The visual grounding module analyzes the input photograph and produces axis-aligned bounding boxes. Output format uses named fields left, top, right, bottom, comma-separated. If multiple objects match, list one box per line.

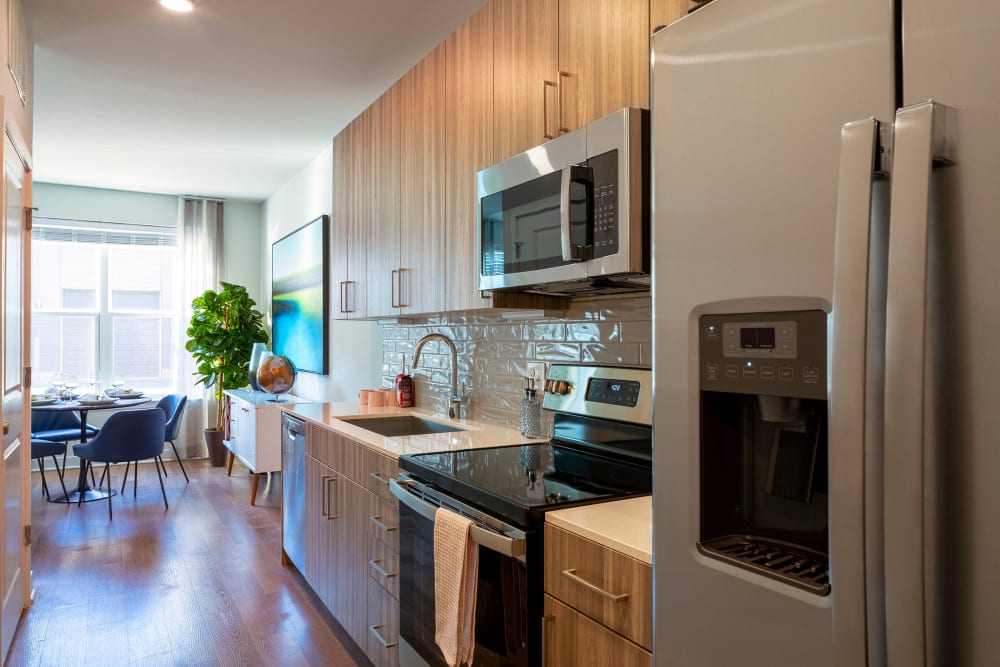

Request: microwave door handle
left=560, top=164, right=594, bottom=262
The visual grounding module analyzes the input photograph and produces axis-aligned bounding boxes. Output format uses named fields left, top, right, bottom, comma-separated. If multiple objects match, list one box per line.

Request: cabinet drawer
left=543, top=595, right=651, bottom=667
left=364, top=447, right=399, bottom=501
left=367, top=534, right=400, bottom=600
left=367, top=577, right=400, bottom=667
left=368, top=495, right=400, bottom=552
left=544, top=524, right=652, bottom=650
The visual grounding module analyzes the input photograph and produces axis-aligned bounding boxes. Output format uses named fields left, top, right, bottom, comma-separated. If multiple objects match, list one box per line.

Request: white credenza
left=224, top=389, right=307, bottom=505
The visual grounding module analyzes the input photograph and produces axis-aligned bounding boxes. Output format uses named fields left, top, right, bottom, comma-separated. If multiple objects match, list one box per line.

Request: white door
left=1, top=129, right=30, bottom=662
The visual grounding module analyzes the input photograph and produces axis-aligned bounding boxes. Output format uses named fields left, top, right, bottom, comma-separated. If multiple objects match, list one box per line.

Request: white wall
left=263, top=144, right=381, bottom=403
left=223, top=200, right=265, bottom=307
left=33, top=182, right=179, bottom=227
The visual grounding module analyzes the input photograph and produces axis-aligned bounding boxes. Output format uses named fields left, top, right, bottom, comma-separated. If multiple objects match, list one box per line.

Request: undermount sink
left=340, top=415, right=465, bottom=438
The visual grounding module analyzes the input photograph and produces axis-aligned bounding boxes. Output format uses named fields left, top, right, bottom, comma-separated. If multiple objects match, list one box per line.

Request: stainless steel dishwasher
left=281, top=413, right=307, bottom=574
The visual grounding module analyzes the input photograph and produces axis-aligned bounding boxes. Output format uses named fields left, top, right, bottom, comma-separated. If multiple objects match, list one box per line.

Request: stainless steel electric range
left=389, top=364, right=653, bottom=667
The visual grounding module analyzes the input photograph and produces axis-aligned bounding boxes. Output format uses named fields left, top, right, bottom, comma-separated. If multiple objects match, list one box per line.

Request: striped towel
left=434, top=507, right=479, bottom=667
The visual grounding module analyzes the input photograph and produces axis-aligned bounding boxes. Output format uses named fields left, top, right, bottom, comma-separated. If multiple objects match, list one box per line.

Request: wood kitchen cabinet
left=650, top=0, right=690, bottom=32
left=302, top=423, right=400, bottom=666
left=445, top=3, right=496, bottom=312
left=332, top=115, right=368, bottom=319
left=366, top=87, right=400, bottom=318
left=543, top=523, right=653, bottom=665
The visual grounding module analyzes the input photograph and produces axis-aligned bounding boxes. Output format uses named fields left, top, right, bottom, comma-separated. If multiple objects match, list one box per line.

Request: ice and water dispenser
left=697, top=310, right=830, bottom=595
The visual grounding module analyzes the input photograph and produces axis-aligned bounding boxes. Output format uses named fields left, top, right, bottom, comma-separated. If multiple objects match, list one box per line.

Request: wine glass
left=111, top=376, right=125, bottom=397
left=63, top=374, right=80, bottom=401
left=89, top=372, right=102, bottom=397
left=51, top=372, right=68, bottom=402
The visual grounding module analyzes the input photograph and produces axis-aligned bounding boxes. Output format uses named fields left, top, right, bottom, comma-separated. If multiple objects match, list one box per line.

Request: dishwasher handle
left=390, top=478, right=526, bottom=559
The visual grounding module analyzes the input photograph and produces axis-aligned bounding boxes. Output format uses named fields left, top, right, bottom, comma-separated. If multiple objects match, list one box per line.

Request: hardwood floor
left=7, top=459, right=370, bottom=667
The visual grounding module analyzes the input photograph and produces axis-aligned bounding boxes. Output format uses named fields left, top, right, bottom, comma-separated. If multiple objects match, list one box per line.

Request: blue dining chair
left=30, top=438, right=69, bottom=501
left=157, top=394, right=189, bottom=483
left=31, top=409, right=99, bottom=443
left=73, top=408, right=167, bottom=520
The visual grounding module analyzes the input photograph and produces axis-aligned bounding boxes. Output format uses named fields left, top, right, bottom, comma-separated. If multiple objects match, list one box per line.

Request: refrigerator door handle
left=883, top=101, right=955, bottom=667
left=830, top=117, right=886, bottom=667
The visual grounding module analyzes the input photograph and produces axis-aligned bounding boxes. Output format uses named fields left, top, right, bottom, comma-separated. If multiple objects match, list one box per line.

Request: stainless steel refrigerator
left=651, top=0, right=1000, bottom=665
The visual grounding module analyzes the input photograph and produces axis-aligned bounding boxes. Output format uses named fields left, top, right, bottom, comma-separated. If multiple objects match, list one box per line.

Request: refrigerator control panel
left=700, top=310, right=827, bottom=401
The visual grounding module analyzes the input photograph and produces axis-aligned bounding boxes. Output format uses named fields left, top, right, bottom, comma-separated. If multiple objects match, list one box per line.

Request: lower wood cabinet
left=367, top=577, right=401, bottom=667
left=543, top=595, right=651, bottom=667
left=304, top=427, right=400, bottom=666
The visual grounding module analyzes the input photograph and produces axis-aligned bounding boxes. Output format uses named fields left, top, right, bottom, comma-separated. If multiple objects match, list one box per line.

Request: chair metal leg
left=134, top=460, right=138, bottom=498
left=159, top=455, right=168, bottom=477
left=168, top=440, right=189, bottom=483
left=121, top=462, right=130, bottom=494
left=154, top=458, right=169, bottom=510
left=37, top=458, right=49, bottom=499
left=105, top=463, right=113, bottom=521
left=51, top=455, right=69, bottom=501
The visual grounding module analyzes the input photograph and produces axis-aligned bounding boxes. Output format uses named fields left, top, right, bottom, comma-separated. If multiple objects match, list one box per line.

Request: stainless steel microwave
left=477, top=107, right=649, bottom=295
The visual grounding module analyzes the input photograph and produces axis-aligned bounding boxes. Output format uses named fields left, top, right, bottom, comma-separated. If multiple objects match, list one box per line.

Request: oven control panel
left=542, top=364, right=651, bottom=426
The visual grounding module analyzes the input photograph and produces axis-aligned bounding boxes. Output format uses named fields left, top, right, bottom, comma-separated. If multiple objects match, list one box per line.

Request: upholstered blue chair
left=74, top=408, right=167, bottom=520
left=31, top=409, right=99, bottom=443
left=30, top=438, right=68, bottom=501
left=157, top=394, right=189, bottom=483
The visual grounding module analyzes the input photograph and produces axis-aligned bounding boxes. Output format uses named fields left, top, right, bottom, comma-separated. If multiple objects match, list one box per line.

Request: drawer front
left=544, top=524, right=652, bottom=650
left=367, top=577, right=400, bottom=667
left=364, top=447, right=399, bottom=501
left=543, top=595, right=651, bottom=667
left=368, top=534, right=400, bottom=600
left=368, top=495, right=400, bottom=552
left=331, top=430, right=366, bottom=483
left=306, top=423, right=333, bottom=466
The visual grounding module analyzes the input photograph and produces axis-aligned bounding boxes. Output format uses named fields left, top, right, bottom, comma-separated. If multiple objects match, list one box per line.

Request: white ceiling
left=26, top=0, right=487, bottom=201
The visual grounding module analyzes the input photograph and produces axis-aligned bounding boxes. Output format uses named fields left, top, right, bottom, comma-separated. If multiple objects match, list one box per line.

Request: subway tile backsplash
left=380, top=295, right=652, bottom=435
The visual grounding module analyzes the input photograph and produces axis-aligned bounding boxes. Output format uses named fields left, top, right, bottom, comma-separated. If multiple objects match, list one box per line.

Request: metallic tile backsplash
left=380, top=295, right=652, bottom=435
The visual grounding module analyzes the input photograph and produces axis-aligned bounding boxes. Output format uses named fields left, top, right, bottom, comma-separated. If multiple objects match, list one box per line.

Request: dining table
left=31, top=395, right=153, bottom=504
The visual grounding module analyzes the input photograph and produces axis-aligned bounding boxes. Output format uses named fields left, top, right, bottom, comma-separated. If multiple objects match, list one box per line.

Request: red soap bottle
left=395, top=354, right=414, bottom=408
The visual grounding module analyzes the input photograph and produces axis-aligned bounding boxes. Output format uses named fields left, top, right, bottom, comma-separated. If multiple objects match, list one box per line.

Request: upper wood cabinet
left=398, top=43, right=448, bottom=316
left=650, top=0, right=690, bottom=32
left=493, top=0, right=559, bottom=159
left=366, top=90, right=400, bottom=318
left=332, top=114, right=369, bottom=319
left=446, top=4, right=495, bottom=312
left=559, top=0, right=650, bottom=131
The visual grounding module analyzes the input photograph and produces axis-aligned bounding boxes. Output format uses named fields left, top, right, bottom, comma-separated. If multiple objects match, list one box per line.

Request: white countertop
left=545, top=495, right=652, bottom=565
left=283, top=402, right=546, bottom=459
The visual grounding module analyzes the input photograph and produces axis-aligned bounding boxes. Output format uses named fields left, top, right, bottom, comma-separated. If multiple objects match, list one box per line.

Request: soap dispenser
left=519, top=371, right=542, bottom=438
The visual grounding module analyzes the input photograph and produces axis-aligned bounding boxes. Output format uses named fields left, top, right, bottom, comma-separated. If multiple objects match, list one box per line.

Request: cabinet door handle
left=368, top=471, right=390, bottom=487
left=320, top=475, right=331, bottom=517
left=542, top=79, right=558, bottom=139
left=369, top=559, right=397, bottom=579
left=369, top=516, right=396, bottom=533
left=391, top=269, right=399, bottom=308
left=397, top=268, right=408, bottom=308
left=561, top=568, right=629, bottom=602
left=339, top=281, right=348, bottom=313
left=369, top=625, right=397, bottom=649
left=557, top=71, right=572, bottom=133
left=327, top=477, right=337, bottom=520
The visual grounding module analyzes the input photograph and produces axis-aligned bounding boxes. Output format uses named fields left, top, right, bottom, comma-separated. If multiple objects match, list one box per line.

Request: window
left=31, top=221, right=178, bottom=393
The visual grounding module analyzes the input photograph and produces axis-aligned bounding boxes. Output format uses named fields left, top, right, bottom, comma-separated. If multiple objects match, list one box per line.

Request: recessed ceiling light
left=159, top=0, right=193, bottom=12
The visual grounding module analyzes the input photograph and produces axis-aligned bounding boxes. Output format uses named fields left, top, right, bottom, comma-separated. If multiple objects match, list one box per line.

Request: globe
left=256, top=355, right=297, bottom=396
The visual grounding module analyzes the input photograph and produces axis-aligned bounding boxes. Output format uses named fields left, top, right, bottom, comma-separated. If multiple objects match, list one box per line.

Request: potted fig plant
left=186, top=281, right=268, bottom=466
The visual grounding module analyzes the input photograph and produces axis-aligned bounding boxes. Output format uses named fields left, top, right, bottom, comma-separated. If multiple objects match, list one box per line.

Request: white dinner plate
left=79, top=398, right=117, bottom=407
left=116, top=391, right=144, bottom=400
left=31, top=397, right=57, bottom=406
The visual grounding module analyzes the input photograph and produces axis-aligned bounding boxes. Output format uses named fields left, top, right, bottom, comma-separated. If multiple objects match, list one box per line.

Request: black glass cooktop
left=398, top=440, right=652, bottom=528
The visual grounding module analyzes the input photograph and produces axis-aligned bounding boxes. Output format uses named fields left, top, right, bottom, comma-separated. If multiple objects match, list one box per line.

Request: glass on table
left=88, top=372, right=102, bottom=397
left=63, top=374, right=80, bottom=401
left=111, top=376, right=125, bottom=396
left=51, top=372, right=68, bottom=402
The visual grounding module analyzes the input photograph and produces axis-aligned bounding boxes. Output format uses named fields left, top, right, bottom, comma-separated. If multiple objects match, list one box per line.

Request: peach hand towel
left=434, top=507, right=479, bottom=667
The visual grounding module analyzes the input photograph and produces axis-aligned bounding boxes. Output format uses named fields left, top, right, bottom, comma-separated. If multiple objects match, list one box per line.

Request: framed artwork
left=271, top=215, right=329, bottom=374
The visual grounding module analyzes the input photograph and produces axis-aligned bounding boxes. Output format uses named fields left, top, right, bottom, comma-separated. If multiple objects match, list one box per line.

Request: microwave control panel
left=589, top=149, right=619, bottom=257
left=699, top=310, right=827, bottom=401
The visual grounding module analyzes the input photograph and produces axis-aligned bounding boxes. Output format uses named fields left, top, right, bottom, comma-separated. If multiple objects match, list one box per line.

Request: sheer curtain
left=175, top=198, right=224, bottom=458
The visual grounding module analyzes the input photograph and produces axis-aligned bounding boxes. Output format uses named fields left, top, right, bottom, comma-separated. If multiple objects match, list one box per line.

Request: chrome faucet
left=412, top=333, right=463, bottom=419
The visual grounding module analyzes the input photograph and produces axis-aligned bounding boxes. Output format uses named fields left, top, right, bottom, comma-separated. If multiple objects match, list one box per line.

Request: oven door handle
left=390, top=479, right=526, bottom=559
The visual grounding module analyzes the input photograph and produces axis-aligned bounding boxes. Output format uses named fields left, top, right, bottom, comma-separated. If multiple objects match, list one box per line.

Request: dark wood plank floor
left=7, top=458, right=369, bottom=667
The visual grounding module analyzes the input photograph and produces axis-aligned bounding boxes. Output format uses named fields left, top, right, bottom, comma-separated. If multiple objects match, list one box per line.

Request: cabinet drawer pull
left=327, top=477, right=337, bottom=520
left=542, top=79, right=558, bottom=139
left=542, top=614, right=555, bottom=664
left=369, top=625, right=397, bottom=649
left=370, top=516, right=396, bottom=533
left=369, top=559, right=397, bottom=579
left=369, top=471, right=390, bottom=487
left=320, top=475, right=331, bottom=517
left=561, top=568, right=629, bottom=602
